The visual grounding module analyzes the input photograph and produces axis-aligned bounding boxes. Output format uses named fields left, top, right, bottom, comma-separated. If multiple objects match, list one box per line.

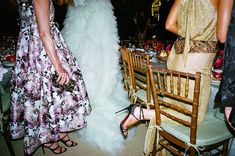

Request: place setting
left=211, top=49, right=224, bottom=86
left=1, top=54, right=16, bottom=68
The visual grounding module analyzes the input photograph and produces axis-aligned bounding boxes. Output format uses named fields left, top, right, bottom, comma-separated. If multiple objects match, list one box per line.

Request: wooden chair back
left=148, top=65, right=231, bottom=156
left=129, top=51, right=152, bottom=108
left=120, top=40, right=130, bottom=48
left=119, top=48, right=133, bottom=93
left=148, top=65, right=201, bottom=155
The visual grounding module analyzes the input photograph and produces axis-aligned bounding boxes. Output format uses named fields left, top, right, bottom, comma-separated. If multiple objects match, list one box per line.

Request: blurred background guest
left=217, top=0, right=235, bottom=131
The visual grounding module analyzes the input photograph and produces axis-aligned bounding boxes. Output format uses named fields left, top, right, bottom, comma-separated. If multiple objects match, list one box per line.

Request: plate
left=135, top=48, right=145, bottom=52
left=211, top=79, right=220, bottom=85
left=150, top=57, right=157, bottom=63
left=1, top=61, right=15, bottom=67
left=211, top=75, right=221, bottom=86
left=156, top=55, right=167, bottom=62
left=147, top=51, right=156, bottom=57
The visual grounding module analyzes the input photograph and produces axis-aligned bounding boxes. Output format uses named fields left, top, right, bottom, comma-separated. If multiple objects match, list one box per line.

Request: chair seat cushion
left=136, top=79, right=147, bottom=88
left=136, top=89, right=154, bottom=104
left=161, top=114, right=233, bottom=146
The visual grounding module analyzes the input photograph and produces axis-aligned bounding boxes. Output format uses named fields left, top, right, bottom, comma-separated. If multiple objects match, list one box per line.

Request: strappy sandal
left=42, top=142, right=67, bottom=155
left=120, top=113, right=131, bottom=139
left=116, top=104, right=145, bottom=139
left=60, top=133, right=78, bottom=147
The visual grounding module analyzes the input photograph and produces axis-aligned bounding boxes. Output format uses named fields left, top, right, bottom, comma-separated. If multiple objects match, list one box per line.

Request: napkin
left=0, top=67, right=8, bottom=94
left=0, top=67, right=8, bottom=82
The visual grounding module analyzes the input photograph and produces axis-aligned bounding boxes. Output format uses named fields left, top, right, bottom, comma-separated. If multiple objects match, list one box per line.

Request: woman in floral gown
left=10, top=0, right=91, bottom=155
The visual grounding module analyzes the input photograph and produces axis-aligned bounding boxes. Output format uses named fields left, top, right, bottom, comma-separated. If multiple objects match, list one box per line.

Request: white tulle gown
left=61, top=0, right=133, bottom=155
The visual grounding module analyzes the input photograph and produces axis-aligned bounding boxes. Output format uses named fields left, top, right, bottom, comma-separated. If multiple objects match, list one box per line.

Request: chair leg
left=221, top=139, right=230, bottom=156
left=151, top=130, right=158, bottom=156
left=3, top=120, right=15, bottom=156
left=189, top=146, right=196, bottom=156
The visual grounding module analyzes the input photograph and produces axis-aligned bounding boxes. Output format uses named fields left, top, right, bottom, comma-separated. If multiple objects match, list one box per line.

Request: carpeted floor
left=0, top=125, right=148, bottom=156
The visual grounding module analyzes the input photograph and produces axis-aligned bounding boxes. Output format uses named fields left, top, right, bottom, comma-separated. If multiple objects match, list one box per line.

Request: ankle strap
left=131, top=105, right=145, bottom=121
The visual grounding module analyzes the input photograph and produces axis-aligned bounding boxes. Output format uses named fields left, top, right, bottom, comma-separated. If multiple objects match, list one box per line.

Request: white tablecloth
left=0, top=67, right=8, bottom=82
left=0, top=65, right=8, bottom=94
left=0, top=65, right=12, bottom=94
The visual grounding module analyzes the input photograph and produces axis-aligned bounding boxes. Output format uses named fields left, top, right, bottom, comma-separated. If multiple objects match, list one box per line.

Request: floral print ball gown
left=10, top=0, right=91, bottom=155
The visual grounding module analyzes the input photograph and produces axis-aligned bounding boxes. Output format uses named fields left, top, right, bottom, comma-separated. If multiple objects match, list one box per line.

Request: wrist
left=54, top=63, right=62, bottom=70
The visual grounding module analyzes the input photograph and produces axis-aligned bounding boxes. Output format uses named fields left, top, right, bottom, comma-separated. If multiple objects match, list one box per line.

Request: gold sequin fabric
left=178, top=0, right=217, bottom=41
left=174, top=37, right=218, bottom=54
left=144, top=0, right=218, bottom=155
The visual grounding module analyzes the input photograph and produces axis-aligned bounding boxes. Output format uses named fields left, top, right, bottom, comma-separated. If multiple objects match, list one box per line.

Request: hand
left=55, top=65, right=70, bottom=85
left=225, top=107, right=235, bottom=130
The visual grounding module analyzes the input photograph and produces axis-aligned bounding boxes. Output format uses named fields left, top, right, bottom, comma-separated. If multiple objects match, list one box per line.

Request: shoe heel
left=115, top=104, right=134, bottom=114
left=115, top=107, right=129, bottom=114
left=42, top=146, right=45, bottom=155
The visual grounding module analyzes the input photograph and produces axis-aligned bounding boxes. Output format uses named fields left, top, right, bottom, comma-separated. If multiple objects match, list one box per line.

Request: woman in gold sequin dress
left=118, top=0, right=231, bottom=155
left=164, top=0, right=219, bottom=125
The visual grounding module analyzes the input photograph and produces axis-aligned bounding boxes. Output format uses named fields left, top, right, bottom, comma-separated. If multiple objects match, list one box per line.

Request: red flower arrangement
left=165, top=44, right=172, bottom=54
left=212, top=49, right=224, bottom=80
left=214, top=50, right=224, bottom=69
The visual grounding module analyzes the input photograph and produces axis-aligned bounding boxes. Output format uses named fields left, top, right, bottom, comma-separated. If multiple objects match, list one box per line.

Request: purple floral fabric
left=10, top=0, right=91, bottom=155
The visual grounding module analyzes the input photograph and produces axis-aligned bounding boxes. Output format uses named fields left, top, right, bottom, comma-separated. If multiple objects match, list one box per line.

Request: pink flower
left=165, top=44, right=172, bottom=53
left=156, top=41, right=163, bottom=51
left=214, top=57, right=223, bottom=68
left=143, top=40, right=149, bottom=49
left=219, top=50, right=224, bottom=56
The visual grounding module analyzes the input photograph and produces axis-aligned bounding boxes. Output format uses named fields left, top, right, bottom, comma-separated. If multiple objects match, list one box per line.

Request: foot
left=121, top=107, right=143, bottom=138
left=60, top=133, right=78, bottom=147
left=43, top=142, right=67, bottom=154
left=120, top=113, right=130, bottom=139
left=122, top=112, right=140, bottom=130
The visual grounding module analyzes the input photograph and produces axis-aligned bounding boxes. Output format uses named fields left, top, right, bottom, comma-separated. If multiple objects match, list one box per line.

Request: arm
left=34, top=0, right=69, bottom=85
left=216, top=0, right=234, bottom=43
left=165, top=0, right=181, bottom=35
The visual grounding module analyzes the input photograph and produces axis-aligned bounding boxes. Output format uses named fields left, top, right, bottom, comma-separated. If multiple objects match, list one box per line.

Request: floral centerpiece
left=212, top=49, right=224, bottom=80
left=214, top=49, right=224, bottom=69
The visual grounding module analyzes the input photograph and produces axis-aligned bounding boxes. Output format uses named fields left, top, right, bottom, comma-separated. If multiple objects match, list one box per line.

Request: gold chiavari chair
left=148, top=65, right=232, bottom=156
left=129, top=51, right=153, bottom=109
left=119, top=47, right=133, bottom=96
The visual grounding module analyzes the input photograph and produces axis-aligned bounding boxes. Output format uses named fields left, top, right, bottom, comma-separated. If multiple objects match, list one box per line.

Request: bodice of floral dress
left=17, top=0, right=55, bottom=29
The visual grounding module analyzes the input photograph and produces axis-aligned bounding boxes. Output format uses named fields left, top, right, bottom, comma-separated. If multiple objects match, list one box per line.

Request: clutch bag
left=51, top=74, right=76, bottom=92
